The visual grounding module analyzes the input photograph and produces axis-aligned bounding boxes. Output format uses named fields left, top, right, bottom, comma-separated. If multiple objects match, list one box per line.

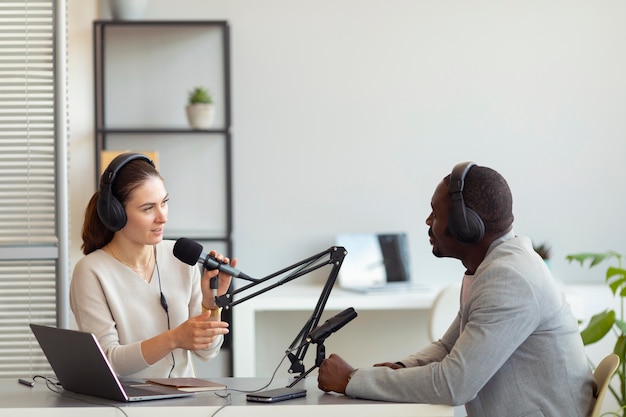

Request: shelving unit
left=93, top=20, right=232, bottom=252
left=92, top=20, right=234, bottom=371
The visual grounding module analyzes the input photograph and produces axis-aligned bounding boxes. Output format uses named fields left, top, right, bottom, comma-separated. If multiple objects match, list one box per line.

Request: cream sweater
left=70, top=240, right=222, bottom=379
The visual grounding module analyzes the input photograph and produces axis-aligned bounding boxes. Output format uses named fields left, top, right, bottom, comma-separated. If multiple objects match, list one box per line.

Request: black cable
left=32, top=375, right=130, bottom=417
left=208, top=392, right=232, bottom=417
left=224, top=343, right=300, bottom=395
left=155, top=245, right=175, bottom=378
left=27, top=344, right=303, bottom=417
left=206, top=344, right=309, bottom=416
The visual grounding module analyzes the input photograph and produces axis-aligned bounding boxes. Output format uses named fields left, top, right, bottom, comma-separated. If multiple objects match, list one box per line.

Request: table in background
left=231, top=284, right=440, bottom=376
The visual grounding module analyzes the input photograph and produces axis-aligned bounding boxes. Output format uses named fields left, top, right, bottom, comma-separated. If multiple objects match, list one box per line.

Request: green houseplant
left=533, top=242, right=552, bottom=261
left=567, top=251, right=626, bottom=416
left=188, top=86, right=212, bottom=105
left=533, top=241, right=552, bottom=269
left=185, top=86, right=214, bottom=129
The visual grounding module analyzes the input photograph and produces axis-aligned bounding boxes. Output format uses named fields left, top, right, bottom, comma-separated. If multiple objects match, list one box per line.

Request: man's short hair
left=446, top=165, right=514, bottom=234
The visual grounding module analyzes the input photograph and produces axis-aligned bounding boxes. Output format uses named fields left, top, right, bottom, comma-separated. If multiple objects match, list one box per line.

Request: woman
left=70, top=152, right=233, bottom=379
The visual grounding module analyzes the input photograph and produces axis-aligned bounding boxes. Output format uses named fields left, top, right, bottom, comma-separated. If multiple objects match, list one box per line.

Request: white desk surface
left=2, top=377, right=453, bottom=417
left=231, top=284, right=440, bottom=376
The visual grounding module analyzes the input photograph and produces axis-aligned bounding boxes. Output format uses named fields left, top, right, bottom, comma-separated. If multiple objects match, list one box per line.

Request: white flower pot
left=186, top=104, right=215, bottom=130
left=109, top=0, right=149, bottom=20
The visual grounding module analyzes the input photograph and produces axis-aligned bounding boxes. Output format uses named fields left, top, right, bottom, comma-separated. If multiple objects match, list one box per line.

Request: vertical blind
left=0, top=0, right=63, bottom=378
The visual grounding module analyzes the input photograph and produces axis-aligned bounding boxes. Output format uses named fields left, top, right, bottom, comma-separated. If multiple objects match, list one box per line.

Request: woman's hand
left=141, top=312, right=229, bottom=364
left=171, top=312, right=230, bottom=351
left=200, top=250, right=236, bottom=308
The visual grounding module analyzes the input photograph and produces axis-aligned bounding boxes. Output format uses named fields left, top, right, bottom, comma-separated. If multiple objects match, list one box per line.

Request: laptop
left=336, top=232, right=426, bottom=293
left=29, top=323, right=193, bottom=402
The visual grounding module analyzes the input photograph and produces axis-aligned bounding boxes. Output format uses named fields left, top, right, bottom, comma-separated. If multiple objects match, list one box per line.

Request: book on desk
left=146, top=377, right=227, bottom=392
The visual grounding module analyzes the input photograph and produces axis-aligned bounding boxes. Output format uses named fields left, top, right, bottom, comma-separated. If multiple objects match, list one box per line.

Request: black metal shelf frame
left=92, top=20, right=233, bottom=257
left=92, top=20, right=235, bottom=359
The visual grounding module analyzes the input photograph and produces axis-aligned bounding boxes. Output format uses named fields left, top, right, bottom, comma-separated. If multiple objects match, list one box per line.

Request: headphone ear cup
left=448, top=199, right=484, bottom=244
left=456, top=207, right=485, bottom=244
left=97, top=191, right=127, bottom=232
left=447, top=161, right=485, bottom=244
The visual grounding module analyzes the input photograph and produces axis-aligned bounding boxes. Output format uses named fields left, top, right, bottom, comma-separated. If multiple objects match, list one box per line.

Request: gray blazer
left=346, top=232, right=596, bottom=417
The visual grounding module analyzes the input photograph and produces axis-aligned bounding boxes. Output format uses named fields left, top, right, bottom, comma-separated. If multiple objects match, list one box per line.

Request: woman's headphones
left=97, top=153, right=155, bottom=232
left=447, top=161, right=485, bottom=244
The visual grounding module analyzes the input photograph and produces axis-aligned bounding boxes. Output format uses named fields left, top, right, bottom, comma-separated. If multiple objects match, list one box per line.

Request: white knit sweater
left=70, top=240, right=222, bottom=379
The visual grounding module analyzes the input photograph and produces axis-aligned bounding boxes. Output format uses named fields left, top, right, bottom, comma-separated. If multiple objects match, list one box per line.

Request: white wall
left=67, top=0, right=625, bottom=412
left=68, top=0, right=626, bottom=286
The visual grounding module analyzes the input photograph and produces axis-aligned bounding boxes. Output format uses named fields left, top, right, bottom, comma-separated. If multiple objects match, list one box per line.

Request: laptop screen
left=336, top=232, right=411, bottom=290
left=29, top=324, right=192, bottom=402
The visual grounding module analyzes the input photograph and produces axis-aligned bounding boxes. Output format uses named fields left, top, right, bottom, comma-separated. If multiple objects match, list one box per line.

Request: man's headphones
left=97, top=152, right=155, bottom=232
left=447, top=161, right=485, bottom=244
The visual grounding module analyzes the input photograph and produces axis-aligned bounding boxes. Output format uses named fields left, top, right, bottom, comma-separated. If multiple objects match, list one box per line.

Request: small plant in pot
left=186, top=86, right=215, bottom=129
left=533, top=241, right=552, bottom=268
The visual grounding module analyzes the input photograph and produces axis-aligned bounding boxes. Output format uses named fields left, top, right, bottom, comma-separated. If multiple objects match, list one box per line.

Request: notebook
left=29, top=324, right=194, bottom=402
left=147, top=377, right=226, bottom=392
left=336, top=232, right=426, bottom=293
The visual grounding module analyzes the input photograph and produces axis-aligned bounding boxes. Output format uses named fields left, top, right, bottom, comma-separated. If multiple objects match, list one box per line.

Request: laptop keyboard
left=122, top=382, right=172, bottom=397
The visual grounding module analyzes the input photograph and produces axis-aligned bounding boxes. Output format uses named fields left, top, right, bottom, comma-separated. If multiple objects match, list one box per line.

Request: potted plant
left=108, top=0, right=149, bottom=20
left=533, top=241, right=552, bottom=268
left=566, top=251, right=626, bottom=416
left=186, top=86, right=215, bottom=129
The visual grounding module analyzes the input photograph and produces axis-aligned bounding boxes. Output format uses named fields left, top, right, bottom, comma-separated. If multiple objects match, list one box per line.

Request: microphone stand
left=286, top=336, right=328, bottom=388
left=213, top=246, right=348, bottom=381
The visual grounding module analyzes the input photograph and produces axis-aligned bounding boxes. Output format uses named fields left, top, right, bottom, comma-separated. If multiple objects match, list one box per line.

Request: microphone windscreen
left=173, top=237, right=203, bottom=266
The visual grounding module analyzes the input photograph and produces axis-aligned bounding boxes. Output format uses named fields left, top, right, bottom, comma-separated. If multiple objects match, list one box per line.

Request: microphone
left=173, top=237, right=253, bottom=280
left=306, top=307, right=358, bottom=344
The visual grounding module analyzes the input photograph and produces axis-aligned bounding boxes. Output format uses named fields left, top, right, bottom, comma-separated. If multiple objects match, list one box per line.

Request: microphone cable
left=154, top=245, right=175, bottom=378
left=222, top=340, right=309, bottom=397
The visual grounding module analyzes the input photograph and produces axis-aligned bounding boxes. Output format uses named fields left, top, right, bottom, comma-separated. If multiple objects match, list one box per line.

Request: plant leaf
left=608, top=266, right=626, bottom=281
left=607, top=267, right=626, bottom=296
left=566, top=251, right=622, bottom=268
left=581, top=310, right=616, bottom=345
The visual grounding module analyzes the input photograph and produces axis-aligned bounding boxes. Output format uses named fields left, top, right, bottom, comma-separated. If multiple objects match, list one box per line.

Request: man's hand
left=374, top=361, right=405, bottom=369
left=317, top=353, right=355, bottom=394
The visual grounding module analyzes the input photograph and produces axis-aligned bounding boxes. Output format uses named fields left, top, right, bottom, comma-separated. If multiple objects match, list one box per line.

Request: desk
left=232, top=284, right=440, bottom=376
left=2, top=377, right=453, bottom=416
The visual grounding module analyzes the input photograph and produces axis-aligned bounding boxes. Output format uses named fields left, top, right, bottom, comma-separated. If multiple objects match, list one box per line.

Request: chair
left=591, top=353, right=620, bottom=417
left=428, top=283, right=462, bottom=342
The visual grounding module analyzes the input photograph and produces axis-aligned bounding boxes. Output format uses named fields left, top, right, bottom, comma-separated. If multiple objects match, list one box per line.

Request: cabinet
left=93, top=21, right=233, bottom=371
left=93, top=20, right=232, bottom=253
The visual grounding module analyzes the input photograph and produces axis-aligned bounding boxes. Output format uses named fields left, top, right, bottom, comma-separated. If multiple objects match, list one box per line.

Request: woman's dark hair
left=81, top=158, right=162, bottom=255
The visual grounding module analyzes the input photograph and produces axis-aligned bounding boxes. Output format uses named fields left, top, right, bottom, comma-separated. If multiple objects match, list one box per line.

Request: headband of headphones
left=449, top=162, right=475, bottom=196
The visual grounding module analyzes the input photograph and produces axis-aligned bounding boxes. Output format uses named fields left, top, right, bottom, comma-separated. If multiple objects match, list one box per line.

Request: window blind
left=0, top=0, right=62, bottom=378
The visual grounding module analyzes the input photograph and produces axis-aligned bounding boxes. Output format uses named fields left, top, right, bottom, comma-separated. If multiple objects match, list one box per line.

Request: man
left=318, top=162, right=596, bottom=417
